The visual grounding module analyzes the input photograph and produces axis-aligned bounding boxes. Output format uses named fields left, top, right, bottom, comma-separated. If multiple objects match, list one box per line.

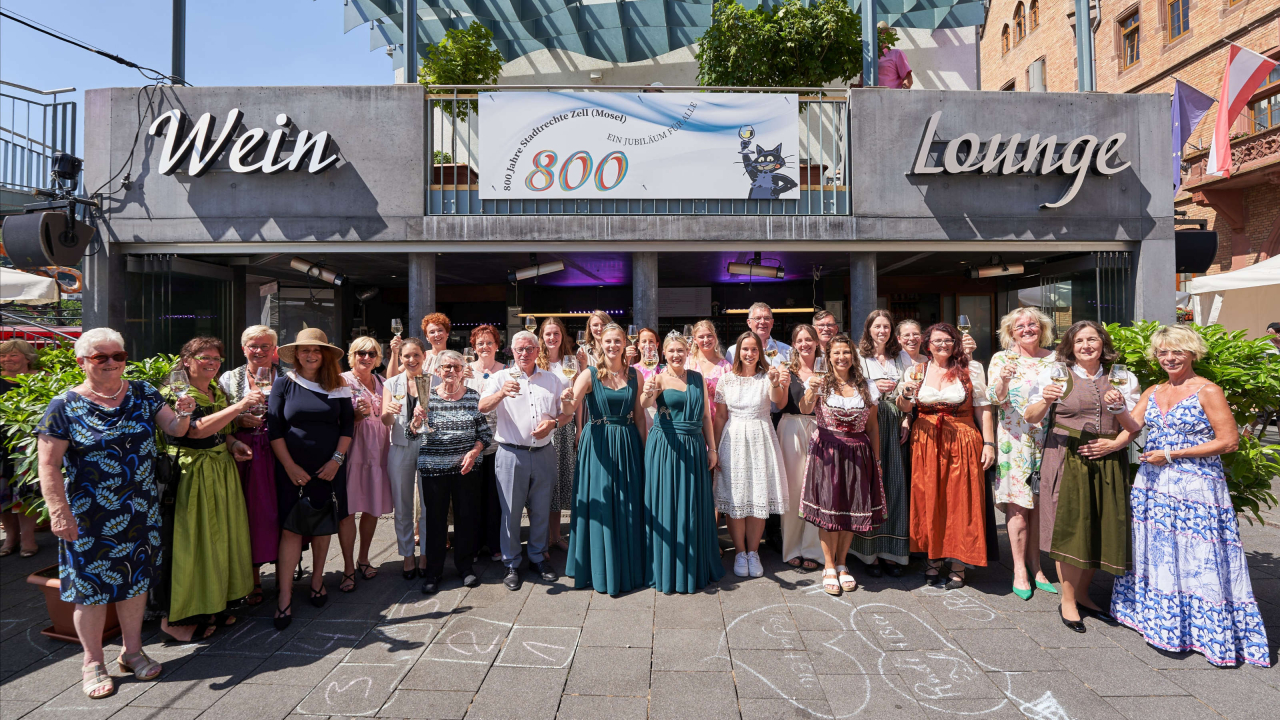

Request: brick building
left=980, top=0, right=1280, bottom=276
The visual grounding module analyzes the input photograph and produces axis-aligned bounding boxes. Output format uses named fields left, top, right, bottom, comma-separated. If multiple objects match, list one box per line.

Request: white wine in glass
left=576, top=330, right=587, bottom=346
left=627, top=325, right=638, bottom=344
left=463, top=348, right=476, bottom=365
left=1110, top=364, right=1129, bottom=387
left=643, top=347, right=658, bottom=370
left=1050, top=363, right=1069, bottom=404
left=813, top=356, right=827, bottom=374
left=524, top=315, right=538, bottom=332
left=169, top=369, right=190, bottom=397
left=391, top=318, right=404, bottom=336
left=253, top=366, right=272, bottom=391
left=682, top=324, right=694, bottom=343
left=561, top=355, right=577, bottom=379
left=957, top=315, right=971, bottom=334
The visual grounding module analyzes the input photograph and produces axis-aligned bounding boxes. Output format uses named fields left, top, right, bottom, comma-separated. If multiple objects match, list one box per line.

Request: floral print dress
left=986, top=351, right=1056, bottom=510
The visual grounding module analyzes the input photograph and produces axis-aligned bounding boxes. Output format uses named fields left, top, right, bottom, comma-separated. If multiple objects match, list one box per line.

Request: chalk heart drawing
left=429, top=615, right=511, bottom=663
left=386, top=588, right=458, bottom=621
left=919, top=585, right=999, bottom=623
left=324, top=675, right=373, bottom=707
left=495, top=626, right=581, bottom=669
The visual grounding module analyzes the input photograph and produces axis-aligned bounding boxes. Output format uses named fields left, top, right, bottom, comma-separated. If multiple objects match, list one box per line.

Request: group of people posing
left=19, top=302, right=1273, bottom=699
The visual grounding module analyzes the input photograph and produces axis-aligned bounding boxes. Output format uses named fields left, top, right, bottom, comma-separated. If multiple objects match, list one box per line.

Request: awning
left=0, top=266, right=60, bottom=305
left=1186, top=255, right=1280, bottom=293
left=1188, top=256, right=1280, bottom=335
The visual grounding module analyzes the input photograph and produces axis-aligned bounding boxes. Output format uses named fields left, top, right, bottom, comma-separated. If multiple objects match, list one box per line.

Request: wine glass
left=169, top=368, right=190, bottom=397
left=903, top=364, right=923, bottom=399
left=627, top=325, right=638, bottom=344
left=577, top=330, right=587, bottom=346
left=1108, top=363, right=1128, bottom=411
left=1049, top=363, right=1070, bottom=404
left=643, top=346, right=659, bottom=370
left=391, top=318, right=404, bottom=337
left=524, top=315, right=538, bottom=332
left=253, top=366, right=273, bottom=391
left=561, top=355, right=578, bottom=379
left=957, top=315, right=971, bottom=334
left=682, top=324, right=694, bottom=344
left=813, top=356, right=827, bottom=374
left=463, top=348, right=476, bottom=365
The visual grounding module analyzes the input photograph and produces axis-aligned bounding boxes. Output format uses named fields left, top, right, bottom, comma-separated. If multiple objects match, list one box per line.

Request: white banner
left=479, top=92, right=800, bottom=200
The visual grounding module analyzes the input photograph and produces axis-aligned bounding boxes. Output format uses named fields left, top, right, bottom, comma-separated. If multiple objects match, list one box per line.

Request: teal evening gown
left=565, top=366, right=646, bottom=596
left=645, top=371, right=725, bottom=594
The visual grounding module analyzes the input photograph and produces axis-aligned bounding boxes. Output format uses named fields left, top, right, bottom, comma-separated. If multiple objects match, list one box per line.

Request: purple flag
left=1172, top=79, right=1216, bottom=192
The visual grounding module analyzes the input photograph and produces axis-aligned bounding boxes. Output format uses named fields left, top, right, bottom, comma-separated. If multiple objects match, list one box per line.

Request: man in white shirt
left=726, top=301, right=792, bottom=366
left=479, top=331, right=564, bottom=590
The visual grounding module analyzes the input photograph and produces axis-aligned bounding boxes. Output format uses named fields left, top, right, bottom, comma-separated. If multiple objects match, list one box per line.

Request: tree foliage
left=418, top=22, right=505, bottom=121
left=695, top=0, right=897, bottom=88
left=1107, top=321, right=1280, bottom=523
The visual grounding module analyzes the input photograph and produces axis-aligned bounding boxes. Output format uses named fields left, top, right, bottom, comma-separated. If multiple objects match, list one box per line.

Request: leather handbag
left=281, top=485, right=340, bottom=536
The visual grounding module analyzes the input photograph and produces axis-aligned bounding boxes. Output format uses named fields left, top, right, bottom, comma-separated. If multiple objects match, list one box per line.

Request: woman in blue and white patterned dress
left=1110, top=325, right=1270, bottom=667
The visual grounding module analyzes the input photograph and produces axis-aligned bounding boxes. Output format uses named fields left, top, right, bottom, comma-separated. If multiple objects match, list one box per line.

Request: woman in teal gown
left=564, top=323, right=647, bottom=596
left=641, top=334, right=724, bottom=594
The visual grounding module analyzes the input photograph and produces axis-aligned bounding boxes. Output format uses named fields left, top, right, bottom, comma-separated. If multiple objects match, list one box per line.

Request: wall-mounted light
left=967, top=262, right=1024, bottom=279
left=290, top=256, right=347, bottom=286
left=508, top=260, right=565, bottom=283
left=727, top=252, right=785, bottom=279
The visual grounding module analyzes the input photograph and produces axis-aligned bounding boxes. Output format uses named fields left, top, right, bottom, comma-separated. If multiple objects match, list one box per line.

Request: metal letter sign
left=909, top=111, right=1130, bottom=209
left=148, top=109, right=340, bottom=176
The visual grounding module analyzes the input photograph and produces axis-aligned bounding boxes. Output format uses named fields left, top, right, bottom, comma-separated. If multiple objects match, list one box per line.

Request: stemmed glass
left=1049, top=362, right=1070, bottom=404
left=643, top=346, right=659, bottom=371
left=524, top=315, right=538, bottom=333
left=391, top=318, right=404, bottom=337
left=957, top=314, right=972, bottom=334
left=250, top=366, right=272, bottom=418
left=813, top=356, right=828, bottom=374
left=169, top=368, right=191, bottom=417
left=576, top=330, right=587, bottom=346
left=1107, top=364, right=1129, bottom=412
left=561, top=355, right=578, bottom=380
left=682, top=324, right=694, bottom=345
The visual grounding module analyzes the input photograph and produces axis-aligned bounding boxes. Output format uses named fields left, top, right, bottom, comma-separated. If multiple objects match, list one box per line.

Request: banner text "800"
left=524, top=150, right=629, bottom=192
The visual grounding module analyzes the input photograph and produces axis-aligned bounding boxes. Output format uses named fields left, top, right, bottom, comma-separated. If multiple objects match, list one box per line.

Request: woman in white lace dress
left=713, top=332, right=788, bottom=578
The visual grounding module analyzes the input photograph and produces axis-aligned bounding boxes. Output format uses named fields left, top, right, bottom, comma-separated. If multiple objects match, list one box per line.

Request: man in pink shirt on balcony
left=877, top=21, right=913, bottom=89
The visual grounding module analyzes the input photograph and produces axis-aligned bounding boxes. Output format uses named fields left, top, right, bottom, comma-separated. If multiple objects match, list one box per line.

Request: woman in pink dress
left=691, top=320, right=732, bottom=424
left=338, top=336, right=393, bottom=592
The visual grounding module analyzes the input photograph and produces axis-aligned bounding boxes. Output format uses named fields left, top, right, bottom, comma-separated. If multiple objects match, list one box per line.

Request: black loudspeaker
left=1175, top=230, right=1218, bottom=274
left=1, top=211, right=96, bottom=270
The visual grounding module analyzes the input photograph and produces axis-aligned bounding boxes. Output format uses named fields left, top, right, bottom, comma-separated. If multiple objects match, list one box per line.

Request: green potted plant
left=419, top=22, right=504, bottom=188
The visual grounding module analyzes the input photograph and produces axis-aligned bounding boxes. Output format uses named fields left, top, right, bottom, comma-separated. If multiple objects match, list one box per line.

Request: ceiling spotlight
left=967, top=262, right=1024, bottom=279
left=290, top=256, right=346, bottom=286
left=508, top=260, right=565, bottom=283
left=727, top=252, right=785, bottom=279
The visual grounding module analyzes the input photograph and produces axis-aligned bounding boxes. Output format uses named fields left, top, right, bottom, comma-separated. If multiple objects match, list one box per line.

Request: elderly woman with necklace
left=160, top=337, right=262, bottom=642
left=218, top=325, right=280, bottom=604
left=38, top=328, right=196, bottom=699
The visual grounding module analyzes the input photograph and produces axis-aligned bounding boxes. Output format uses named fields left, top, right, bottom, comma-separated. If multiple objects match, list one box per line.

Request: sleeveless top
left=585, top=367, right=638, bottom=427
left=655, top=371, right=705, bottom=436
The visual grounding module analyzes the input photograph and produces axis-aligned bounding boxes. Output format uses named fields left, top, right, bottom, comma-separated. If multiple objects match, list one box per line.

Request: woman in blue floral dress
left=37, top=328, right=195, bottom=699
left=1110, top=325, right=1270, bottom=667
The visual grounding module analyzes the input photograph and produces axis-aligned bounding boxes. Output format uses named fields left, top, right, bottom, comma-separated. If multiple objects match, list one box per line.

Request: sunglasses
left=354, top=350, right=379, bottom=358
left=86, top=352, right=129, bottom=364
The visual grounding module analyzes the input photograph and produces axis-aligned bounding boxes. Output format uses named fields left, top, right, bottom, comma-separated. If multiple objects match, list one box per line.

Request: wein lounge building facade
left=81, top=84, right=1175, bottom=362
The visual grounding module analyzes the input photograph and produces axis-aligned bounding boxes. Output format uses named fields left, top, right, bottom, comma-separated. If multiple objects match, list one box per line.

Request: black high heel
left=403, top=559, right=417, bottom=580
left=1079, top=605, right=1118, bottom=625
left=924, top=559, right=944, bottom=586
left=274, top=601, right=293, bottom=631
left=309, top=585, right=328, bottom=608
left=944, top=567, right=966, bottom=590
left=1059, top=606, right=1086, bottom=634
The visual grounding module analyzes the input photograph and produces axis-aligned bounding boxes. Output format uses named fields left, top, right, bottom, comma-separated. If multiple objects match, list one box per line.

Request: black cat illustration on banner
left=738, top=125, right=798, bottom=200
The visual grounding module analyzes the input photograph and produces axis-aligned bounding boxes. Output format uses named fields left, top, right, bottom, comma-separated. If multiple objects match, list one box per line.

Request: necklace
left=87, top=379, right=126, bottom=401
left=665, top=365, right=687, bottom=383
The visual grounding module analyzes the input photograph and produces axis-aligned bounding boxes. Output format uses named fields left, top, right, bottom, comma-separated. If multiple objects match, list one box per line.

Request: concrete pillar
left=408, top=252, right=437, bottom=339
left=632, top=251, right=659, bottom=331
left=82, top=247, right=128, bottom=337
left=230, top=265, right=247, bottom=353
left=849, top=252, right=877, bottom=334
left=1132, top=238, right=1176, bottom=324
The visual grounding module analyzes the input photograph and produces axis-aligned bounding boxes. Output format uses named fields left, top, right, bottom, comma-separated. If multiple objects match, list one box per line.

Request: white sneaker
left=747, top=551, right=764, bottom=578
left=734, top=552, right=749, bottom=577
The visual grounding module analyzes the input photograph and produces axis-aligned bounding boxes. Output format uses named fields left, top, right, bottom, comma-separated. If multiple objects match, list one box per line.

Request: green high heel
left=1035, top=579, right=1059, bottom=594
left=1012, top=582, right=1033, bottom=601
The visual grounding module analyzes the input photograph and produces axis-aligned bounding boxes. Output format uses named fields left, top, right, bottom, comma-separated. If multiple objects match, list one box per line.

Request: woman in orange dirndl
left=897, top=323, right=996, bottom=589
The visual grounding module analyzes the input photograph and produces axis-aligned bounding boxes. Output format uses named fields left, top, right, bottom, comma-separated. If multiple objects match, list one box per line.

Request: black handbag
left=282, top=485, right=340, bottom=536
left=1027, top=403, right=1056, bottom=496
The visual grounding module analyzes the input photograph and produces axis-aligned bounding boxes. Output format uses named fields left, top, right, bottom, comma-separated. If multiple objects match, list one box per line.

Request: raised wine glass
left=561, top=355, right=578, bottom=379
left=524, top=315, right=538, bottom=332
left=957, top=315, right=971, bottom=334
left=627, top=324, right=638, bottom=344
left=576, top=330, right=587, bottom=345
left=1108, top=363, right=1129, bottom=411
left=1049, top=363, right=1070, bottom=404
left=169, top=369, right=190, bottom=416
left=391, top=318, right=404, bottom=337
left=813, top=356, right=827, bottom=374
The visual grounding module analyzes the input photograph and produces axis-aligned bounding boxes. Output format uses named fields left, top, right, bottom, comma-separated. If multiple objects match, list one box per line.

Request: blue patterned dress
left=1110, top=388, right=1270, bottom=667
left=37, top=381, right=166, bottom=605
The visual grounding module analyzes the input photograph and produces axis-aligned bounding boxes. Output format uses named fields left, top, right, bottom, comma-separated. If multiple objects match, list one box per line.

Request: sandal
left=310, top=584, right=329, bottom=608
left=81, top=662, right=116, bottom=699
left=358, top=561, right=377, bottom=580
left=245, top=583, right=264, bottom=606
left=117, top=650, right=162, bottom=681
left=162, top=621, right=215, bottom=646
left=274, top=600, right=293, bottom=631
left=836, top=565, right=857, bottom=592
left=212, top=612, right=238, bottom=627
left=945, top=567, right=966, bottom=590
left=924, top=559, right=944, bottom=586
left=339, top=571, right=357, bottom=593
left=822, top=569, right=842, bottom=596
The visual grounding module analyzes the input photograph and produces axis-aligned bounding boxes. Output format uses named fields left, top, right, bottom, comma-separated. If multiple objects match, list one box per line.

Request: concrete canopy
left=343, top=0, right=986, bottom=67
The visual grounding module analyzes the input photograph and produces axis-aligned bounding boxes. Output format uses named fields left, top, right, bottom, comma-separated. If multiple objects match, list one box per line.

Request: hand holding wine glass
left=391, top=318, right=404, bottom=337
left=1048, top=363, right=1070, bottom=404
left=169, top=369, right=192, bottom=417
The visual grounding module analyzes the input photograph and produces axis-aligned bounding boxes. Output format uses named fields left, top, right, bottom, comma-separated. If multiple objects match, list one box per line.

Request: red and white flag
left=1206, top=43, right=1277, bottom=177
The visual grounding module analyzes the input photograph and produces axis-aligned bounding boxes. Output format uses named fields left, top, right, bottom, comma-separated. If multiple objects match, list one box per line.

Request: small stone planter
left=26, top=565, right=120, bottom=644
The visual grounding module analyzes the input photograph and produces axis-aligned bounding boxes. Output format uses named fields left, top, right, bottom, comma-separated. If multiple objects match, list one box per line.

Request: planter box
left=26, top=565, right=121, bottom=644
left=432, top=163, right=479, bottom=186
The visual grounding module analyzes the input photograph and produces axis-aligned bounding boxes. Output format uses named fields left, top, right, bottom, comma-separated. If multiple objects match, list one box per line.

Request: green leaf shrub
left=419, top=22, right=505, bottom=121
left=0, top=348, right=177, bottom=521
left=1107, top=321, right=1280, bottom=523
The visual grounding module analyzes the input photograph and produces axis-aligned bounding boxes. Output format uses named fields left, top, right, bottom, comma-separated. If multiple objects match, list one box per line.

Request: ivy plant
left=419, top=22, right=505, bottom=121
left=1107, top=321, right=1280, bottom=523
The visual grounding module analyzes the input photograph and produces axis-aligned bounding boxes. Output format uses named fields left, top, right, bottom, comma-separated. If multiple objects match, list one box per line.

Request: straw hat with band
left=278, top=327, right=344, bottom=364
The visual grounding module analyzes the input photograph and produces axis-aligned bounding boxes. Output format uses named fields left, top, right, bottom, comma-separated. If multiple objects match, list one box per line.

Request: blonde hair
left=662, top=333, right=689, bottom=355
left=536, top=317, right=575, bottom=370
left=1147, top=324, right=1209, bottom=363
left=0, top=338, right=39, bottom=369
left=594, top=323, right=629, bottom=379
left=347, top=335, right=383, bottom=367
left=581, top=309, right=612, bottom=355
left=240, top=325, right=278, bottom=347
left=997, top=307, right=1054, bottom=350
left=690, top=319, right=721, bottom=361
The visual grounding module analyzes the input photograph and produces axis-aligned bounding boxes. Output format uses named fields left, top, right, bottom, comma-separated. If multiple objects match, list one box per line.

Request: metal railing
left=0, top=309, right=79, bottom=348
left=1, top=82, right=77, bottom=194
left=426, top=85, right=849, bottom=217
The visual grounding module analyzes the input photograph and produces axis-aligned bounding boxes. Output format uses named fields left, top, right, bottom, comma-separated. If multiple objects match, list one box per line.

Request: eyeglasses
left=1013, top=324, right=1039, bottom=332
left=513, top=346, right=539, bottom=354
left=815, top=322, right=838, bottom=330
left=929, top=339, right=955, bottom=346
left=748, top=316, right=772, bottom=323
left=245, top=344, right=274, bottom=353
left=86, top=352, right=128, bottom=364
left=193, top=355, right=223, bottom=364
left=354, top=350, right=378, bottom=358
left=438, top=364, right=463, bottom=373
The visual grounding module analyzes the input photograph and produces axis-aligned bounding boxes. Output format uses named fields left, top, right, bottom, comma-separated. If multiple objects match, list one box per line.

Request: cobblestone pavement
left=3, top=501, right=1279, bottom=720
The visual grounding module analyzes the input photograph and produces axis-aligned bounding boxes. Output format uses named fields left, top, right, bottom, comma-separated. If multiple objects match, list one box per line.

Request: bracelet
left=983, top=441, right=996, bottom=448
left=1163, top=448, right=1172, bottom=464
left=331, top=451, right=346, bottom=465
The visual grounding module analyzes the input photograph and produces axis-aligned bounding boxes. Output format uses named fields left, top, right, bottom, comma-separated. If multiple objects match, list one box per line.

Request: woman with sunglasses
left=407, top=350, right=492, bottom=594
left=157, top=337, right=262, bottom=642
left=338, top=337, right=393, bottom=592
left=38, top=329, right=197, bottom=699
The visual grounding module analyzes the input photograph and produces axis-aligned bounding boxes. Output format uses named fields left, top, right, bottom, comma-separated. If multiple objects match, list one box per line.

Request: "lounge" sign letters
left=909, top=111, right=1131, bottom=209
left=148, top=109, right=340, bottom=177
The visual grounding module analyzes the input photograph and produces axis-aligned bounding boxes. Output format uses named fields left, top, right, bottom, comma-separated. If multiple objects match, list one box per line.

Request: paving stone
left=399, top=657, right=492, bottom=692
left=1104, top=695, right=1226, bottom=720
left=564, top=646, right=651, bottom=697
left=881, top=648, right=1005, bottom=702
left=103, top=709, right=203, bottom=720
left=738, top=697, right=834, bottom=720
left=799, top=630, right=886, bottom=675
left=579, top=609, right=652, bottom=648
left=382, top=587, right=465, bottom=625
left=1049, top=647, right=1188, bottom=696
left=731, top=648, right=825, bottom=700
left=0, top=700, right=39, bottom=720
left=652, top=628, right=730, bottom=671
left=466, top=666, right=567, bottom=719
left=724, top=606, right=805, bottom=651
left=242, top=652, right=343, bottom=687
left=0, top=652, right=83, bottom=702
left=295, top=662, right=408, bottom=717
left=457, top=580, right=530, bottom=609
left=377, top=688, right=474, bottom=719
left=425, top=614, right=510, bottom=664
left=555, top=693, right=648, bottom=720
left=30, top=674, right=158, bottom=720
left=494, top=626, right=580, bottom=669
left=1095, top=622, right=1217, bottom=669
left=1004, top=610, right=1122, bottom=649
left=847, top=608, right=951, bottom=653
left=516, top=586, right=590, bottom=627
left=203, top=617, right=307, bottom=657
left=344, top=622, right=436, bottom=665
left=653, top=590, right=724, bottom=629
left=587, top=587, right=655, bottom=612
left=946, top=628, right=1065, bottom=672
left=816, top=675, right=926, bottom=719
left=918, top=699, right=1028, bottom=719
left=1161, top=669, right=1280, bottom=720
left=649, top=671, right=739, bottom=720
left=274, top=620, right=373, bottom=658
left=986, top=670, right=1128, bottom=719
left=128, top=653, right=264, bottom=709
left=914, top=591, right=1018, bottom=630
left=717, top=580, right=785, bottom=610
left=0, top=627, right=66, bottom=673
left=201, top=682, right=311, bottom=720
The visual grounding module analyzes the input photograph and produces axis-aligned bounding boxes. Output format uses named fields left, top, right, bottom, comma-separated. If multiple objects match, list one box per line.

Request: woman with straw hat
left=266, top=328, right=354, bottom=630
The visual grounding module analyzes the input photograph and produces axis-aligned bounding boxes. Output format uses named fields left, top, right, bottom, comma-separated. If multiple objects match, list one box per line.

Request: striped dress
left=406, top=389, right=493, bottom=476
